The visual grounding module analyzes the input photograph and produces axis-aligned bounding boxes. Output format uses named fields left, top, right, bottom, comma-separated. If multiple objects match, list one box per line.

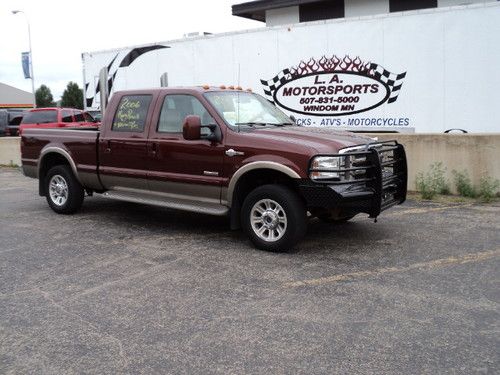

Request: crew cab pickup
left=21, top=87, right=407, bottom=251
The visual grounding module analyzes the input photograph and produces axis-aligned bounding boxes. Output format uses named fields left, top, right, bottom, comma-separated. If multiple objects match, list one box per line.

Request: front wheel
left=45, top=165, right=84, bottom=214
left=241, top=185, right=307, bottom=252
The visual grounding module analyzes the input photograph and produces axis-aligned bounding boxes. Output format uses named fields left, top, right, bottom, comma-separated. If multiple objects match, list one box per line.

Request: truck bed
left=21, top=128, right=101, bottom=189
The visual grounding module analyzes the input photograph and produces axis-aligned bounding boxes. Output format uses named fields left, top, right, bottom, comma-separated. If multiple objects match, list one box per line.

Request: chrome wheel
left=48, top=174, right=68, bottom=206
left=250, top=199, right=287, bottom=242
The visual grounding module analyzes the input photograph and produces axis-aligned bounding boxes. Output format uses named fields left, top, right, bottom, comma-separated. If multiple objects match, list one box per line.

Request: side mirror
left=183, top=115, right=201, bottom=140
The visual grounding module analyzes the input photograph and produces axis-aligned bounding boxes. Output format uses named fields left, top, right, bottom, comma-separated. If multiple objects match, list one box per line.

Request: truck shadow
left=80, top=196, right=394, bottom=255
left=81, top=197, right=230, bottom=233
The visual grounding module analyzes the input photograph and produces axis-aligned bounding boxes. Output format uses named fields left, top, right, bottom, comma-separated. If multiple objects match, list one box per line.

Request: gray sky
left=0, top=0, right=261, bottom=99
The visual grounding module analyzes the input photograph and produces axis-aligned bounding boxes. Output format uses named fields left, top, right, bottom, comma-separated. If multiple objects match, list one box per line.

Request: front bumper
left=297, top=141, right=407, bottom=218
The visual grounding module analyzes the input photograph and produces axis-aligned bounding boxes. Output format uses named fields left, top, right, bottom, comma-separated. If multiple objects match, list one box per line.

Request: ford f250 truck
left=21, top=87, right=407, bottom=251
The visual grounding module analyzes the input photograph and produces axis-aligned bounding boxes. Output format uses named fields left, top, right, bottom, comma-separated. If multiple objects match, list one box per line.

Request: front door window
left=157, top=94, right=214, bottom=135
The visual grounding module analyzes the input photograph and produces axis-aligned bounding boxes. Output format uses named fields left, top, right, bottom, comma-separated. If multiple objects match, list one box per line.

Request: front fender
left=225, top=160, right=301, bottom=205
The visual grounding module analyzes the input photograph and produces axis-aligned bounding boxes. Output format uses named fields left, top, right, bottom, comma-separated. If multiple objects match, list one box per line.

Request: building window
left=299, top=0, right=345, bottom=22
left=389, top=0, right=437, bottom=12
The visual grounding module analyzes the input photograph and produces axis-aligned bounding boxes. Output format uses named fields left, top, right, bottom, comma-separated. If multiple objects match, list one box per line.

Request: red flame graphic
left=289, top=54, right=371, bottom=78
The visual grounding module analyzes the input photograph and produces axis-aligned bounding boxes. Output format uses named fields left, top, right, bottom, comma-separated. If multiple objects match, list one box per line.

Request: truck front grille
left=309, top=140, right=408, bottom=216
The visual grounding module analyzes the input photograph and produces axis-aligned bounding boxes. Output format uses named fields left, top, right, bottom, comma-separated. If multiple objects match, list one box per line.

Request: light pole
left=12, top=10, right=36, bottom=108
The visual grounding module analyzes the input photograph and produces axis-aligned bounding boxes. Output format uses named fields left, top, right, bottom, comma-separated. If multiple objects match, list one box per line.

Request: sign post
left=13, top=10, right=36, bottom=108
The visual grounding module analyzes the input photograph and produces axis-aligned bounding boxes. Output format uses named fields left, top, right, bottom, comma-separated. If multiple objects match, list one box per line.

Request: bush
left=452, top=170, right=476, bottom=198
left=415, top=162, right=450, bottom=199
left=478, top=176, right=500, bottom=202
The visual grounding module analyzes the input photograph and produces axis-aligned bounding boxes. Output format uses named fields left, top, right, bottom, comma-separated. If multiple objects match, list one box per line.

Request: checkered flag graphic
left=260, top=68, right=291, bottom=103
left=260, top=61, right=406, bottom=105
left=370, top=63, right=406, bottom=103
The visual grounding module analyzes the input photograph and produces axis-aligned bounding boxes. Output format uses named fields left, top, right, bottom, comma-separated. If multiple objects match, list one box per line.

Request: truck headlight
left=310, top=156, right=345, bottom=181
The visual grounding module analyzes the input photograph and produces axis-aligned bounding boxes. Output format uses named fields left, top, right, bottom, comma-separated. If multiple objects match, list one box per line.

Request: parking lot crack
left=37, top=288, right=129, bottom=369
left=284, top=248, right=500, bottom=288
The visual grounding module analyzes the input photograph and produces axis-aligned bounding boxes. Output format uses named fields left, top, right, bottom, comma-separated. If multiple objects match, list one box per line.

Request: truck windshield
left=204, top=91, right=293, bottom=128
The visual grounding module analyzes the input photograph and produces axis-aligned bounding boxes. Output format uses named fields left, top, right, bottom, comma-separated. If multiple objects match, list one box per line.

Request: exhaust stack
left=99, top=67, right=109, bottom=117
left=160, top=73, right=168, bottom=87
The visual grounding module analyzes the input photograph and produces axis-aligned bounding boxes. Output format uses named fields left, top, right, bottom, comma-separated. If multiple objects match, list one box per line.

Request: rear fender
left=38, top=147, right=80, bottom=196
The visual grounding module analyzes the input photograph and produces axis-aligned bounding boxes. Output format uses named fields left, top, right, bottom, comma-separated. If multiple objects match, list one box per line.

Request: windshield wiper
left=235, top=122, right=294, bottom=127
left=234, top=122, right=268, bottom=126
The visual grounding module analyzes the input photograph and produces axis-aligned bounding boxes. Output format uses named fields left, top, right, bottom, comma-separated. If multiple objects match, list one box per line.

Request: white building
left=82, top=0, right=500, bottom=133
left=232, top=0, right=491, bottom=26
left=0, top=82, right=34, bottom=110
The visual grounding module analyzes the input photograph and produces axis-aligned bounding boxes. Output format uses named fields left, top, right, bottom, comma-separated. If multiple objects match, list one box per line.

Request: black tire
left=45, top=165, right=84, bottom=214
left=241, top=184, right=307, bottom=252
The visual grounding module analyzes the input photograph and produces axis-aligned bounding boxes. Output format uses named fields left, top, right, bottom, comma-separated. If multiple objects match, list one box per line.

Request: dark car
left=7, top=113, right=25, bottom=136
left=0, top=109, right=25, bottom=136
left=0, top=110, right=8, bottom=136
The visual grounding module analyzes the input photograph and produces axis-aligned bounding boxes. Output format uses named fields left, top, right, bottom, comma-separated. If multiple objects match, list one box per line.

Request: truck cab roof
left=112, top=86, right=252, bottom=96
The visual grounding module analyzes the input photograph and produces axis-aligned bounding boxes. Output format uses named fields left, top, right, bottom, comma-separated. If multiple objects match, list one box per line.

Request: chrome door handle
left=225, top=148, right=245, bottom=157
left=203, top=171, right=219, bottom=176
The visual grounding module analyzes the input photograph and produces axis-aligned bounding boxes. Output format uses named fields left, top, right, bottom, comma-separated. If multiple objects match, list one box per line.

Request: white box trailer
left=82, top=2, right=500, bottom=133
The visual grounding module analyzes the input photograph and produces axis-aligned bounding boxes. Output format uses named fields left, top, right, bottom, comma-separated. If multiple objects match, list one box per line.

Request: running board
left=101, top=190, right=229, bottom=216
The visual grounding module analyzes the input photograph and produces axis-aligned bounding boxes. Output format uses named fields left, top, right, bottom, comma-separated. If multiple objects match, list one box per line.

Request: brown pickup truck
left=21, top=87, right=407, bottom=251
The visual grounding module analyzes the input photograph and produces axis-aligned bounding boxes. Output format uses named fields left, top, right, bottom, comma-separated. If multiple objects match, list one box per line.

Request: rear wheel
left=45, top=165, right=84, bottom=214
left=241, top=184, right=307, bottom=252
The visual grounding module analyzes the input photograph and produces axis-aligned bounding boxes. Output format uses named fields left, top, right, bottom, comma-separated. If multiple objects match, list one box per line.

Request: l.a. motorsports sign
left=261, top=55, right=406, bottom=117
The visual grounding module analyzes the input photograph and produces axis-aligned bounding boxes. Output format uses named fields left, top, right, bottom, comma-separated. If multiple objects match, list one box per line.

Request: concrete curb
left=0, top=137, right=21, bottom=166
left=1, top=134, right=499, bottom=193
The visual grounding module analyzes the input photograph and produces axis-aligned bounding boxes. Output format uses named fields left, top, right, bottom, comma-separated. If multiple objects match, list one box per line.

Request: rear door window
left=112, top=95, right=152, bottom=132
left=61, top=110, right=73, bottom=123
left=21, top=110, right=58, bottom=124
left=9, top=116, right=23, bottom=126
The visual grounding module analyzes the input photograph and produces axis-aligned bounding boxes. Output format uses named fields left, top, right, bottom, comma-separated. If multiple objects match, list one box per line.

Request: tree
left=35, top=85, right=55, bottom=107
left=60, top=81, right=84, bottom=109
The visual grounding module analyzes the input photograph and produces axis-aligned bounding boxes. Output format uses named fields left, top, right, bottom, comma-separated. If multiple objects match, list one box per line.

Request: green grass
left=0, top=160, right=19, bottom=168
left=407, top=191, right=499, bottom=204
left=415, top=162, right=450, bottom=200
left=452, top=170, right=477, bottom=198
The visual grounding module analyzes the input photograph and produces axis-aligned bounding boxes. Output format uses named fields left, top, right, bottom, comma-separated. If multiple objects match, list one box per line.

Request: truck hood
left=249, top=126, right=376, bottom=154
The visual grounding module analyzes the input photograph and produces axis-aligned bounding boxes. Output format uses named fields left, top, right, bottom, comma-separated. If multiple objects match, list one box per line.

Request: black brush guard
left=298, top=140, right=408, bottom=218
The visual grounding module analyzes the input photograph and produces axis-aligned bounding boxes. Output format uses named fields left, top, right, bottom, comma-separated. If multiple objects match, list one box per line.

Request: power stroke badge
left=261, top=55, right=406, bottom=117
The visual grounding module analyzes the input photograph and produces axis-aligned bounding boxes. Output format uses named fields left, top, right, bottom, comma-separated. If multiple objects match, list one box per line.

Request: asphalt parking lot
left=0, top=167, right=499, bottom=374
